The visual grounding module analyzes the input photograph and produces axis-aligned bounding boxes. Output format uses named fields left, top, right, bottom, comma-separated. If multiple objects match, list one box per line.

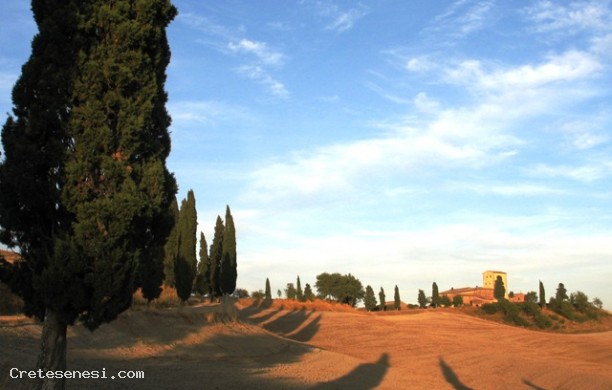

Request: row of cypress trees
left=162, top=190, right=237, bottom=303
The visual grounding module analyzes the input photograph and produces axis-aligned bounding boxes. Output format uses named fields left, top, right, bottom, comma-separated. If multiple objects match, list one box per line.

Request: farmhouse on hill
left=440, top=270, right=525, bottom=306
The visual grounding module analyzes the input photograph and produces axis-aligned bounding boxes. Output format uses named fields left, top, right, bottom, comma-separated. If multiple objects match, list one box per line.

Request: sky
left=1, top=1, right=612, bottom=309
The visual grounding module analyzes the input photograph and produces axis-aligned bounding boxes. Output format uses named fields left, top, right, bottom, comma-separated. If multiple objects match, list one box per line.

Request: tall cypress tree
left=195, top=232, right=210, bottom=296
left=208, top=215, right=224, bottom=301
left=174, top=190, right=197, bottom=303
left=394, top=285, right=401, bottom=311
left=163, top=197, right=179, bottom=286
left=539, top=280, right=546, bottom=308
left=264, top=278, right=272, bottom=304
left=296, top=276, right=304, bottom=302
left=0, top=1, right=177, bottom=387
left=432, top=282, right=440, bottom=308
left=379, top=287, right=386, bottom=311
left=219, top=205, right=236, bottom=296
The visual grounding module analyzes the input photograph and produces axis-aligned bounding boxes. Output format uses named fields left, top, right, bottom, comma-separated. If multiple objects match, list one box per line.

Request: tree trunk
left=34, top=308, right=67, bottom=390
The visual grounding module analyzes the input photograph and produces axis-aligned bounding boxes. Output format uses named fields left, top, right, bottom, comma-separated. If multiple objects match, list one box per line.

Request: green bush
left=481, top=303, right=498, bottom=314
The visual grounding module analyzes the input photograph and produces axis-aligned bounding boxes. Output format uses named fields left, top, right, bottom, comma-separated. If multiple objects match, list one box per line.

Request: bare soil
left=1, top=300, right=611, bottom=389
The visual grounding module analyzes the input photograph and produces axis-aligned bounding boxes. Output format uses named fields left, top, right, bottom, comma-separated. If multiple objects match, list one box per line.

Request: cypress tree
left=432, top=282, right=440, bottom=308
left=364, top=285, right=377, bottom=311
left=379, top=287, right=386, bottom=311
left=174, top=191, right=197, bottom=303
left=539, top=280, right=546, bottom=308
left=494, top=276, right=506, bottom=301
left=0, top=1, right=177, bottom=386
left=418, top=289, right=428, bottom=308
left=163, top=197, right=179, bottom=286
left=219, top=205, right=237, bottom=296
left=209, top=215, right=224, bottom=301
left=394, top=285, right=401, bottom=311
left=195, top=232, right=210, bottom=296
left=304, top=283, right=315, bottom=301
left=264, top=278, right=272, bottom=304
left=296, top=276, right=304, bottom=302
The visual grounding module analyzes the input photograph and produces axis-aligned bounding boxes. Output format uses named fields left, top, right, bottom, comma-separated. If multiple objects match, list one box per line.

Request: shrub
left=481, top=303, right=498, bottom=314
left=0, top=282, right=24, bottom=315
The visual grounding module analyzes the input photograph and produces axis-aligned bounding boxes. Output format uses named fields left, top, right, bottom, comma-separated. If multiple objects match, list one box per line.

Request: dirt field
left=1, top=300, right=611, bottom=389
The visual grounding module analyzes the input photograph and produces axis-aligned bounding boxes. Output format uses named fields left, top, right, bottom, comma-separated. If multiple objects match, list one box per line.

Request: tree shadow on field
left=311, top=353, right=389, bottom=390
left=523, top=378, right=547, bottom=390
left=439, top=357, right=473, bottom=390
left=239, top=301, right=322, bottom=343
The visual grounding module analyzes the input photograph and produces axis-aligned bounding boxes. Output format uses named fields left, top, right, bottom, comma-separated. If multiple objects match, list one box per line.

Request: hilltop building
left=440, top=270, right=524, bottom=306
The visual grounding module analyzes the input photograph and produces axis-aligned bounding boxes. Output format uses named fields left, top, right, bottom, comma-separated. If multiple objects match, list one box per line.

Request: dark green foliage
left=539, top=280, right=546, bottom=308
left=314, top=272, right=364, bottom=307
left=303, top=283, right=315, bottom=301
left=195, top=232, right=210, bottom=296
left=394, top=285, right=401, bottom=311
left=264, top=278, right=272, bottom=304
left=364, top=285, right=377, bottom=311
left=439, top=295, right=451, bottom=307
left=252, top=290, right=265, bottom=300
left=379, top=287, right=386, bottom=311
left=522, top=301, right=552, bottom=329
left=296, top=276, right=304, bottom=302
left=592, top=297, right=603, bottom=309
left=0, top=1, right=177, bottom=383
left=234, top=288, right=249, bottom=298
left=163, top=197, right=179, bottom=286
left=481, top=303, right=498, bottom=314
left=219, top=205, right=237, bottom=296
left=0, top=0, right=177, bottom=327
left=452, top=295, right=463, bottom=307
left=286, top=283, right=297, bottom=300
left=208, top=216, right=224, bottom=300
left=555, top=283, right=568, bottom=302
left=525, top=291, right=538, bottom=304
left=431, top=282, right=439, bottom=308
left=417, top=289, right=428, bottom=308
left=494, top=276, right=506, bottom=301
left=174, top=191, right=197, bottom=303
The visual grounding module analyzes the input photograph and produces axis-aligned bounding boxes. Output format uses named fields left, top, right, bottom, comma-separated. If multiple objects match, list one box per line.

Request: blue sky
left=1, top=1, right=612, bottom=308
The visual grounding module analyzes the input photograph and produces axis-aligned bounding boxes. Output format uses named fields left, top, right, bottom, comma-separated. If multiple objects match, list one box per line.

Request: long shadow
left=290, top=314, right=321, bottom=342
left=439, top=357, right=473, bottom=390
left=311, top=353, right=389, bottom=390
left=523, top=379, right=547, bottom=390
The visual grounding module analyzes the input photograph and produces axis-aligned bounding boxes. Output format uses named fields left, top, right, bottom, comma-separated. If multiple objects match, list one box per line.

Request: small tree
left=555, top=283, right=568, bottom=301
left=394, top=285, right=401, bottom=311
left=379, top=287, right=386, bottom=311
left=525, top=291, right=538, bottom=304
left=418, top=289, right=428, bottom=308
left=364, top=285, right=377, bottom=311
left=592, top=297, right=603, bottom=309
left=277, top=289, right=282, bottom=299
left=539, top=280, right=546, bottom=308
left=431, top=282, right=440, bottom=308
left=264, top=278, right=272, bottom=304
left=304, top=283, right=315, bottom=301
left=452, top=295, right=463, bottom=307
left=286, top=283, right=297, bottom=300
left=440, top=295, right=452, bottom=307
left=494, top=276, right=506, bottom=301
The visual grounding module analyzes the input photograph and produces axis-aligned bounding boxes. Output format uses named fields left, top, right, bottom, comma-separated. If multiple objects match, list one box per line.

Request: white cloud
left=530, top=162, right=612, bottom=182
left=445, top=50, right=602, bottom=91
left=326, top=7, right=369, bottom=32
left=413, top=92, right=440, bottom=113
left=168, top=100, right=252, bottom=128
left=427, top=0, right=495, bottom=40
left=236, top=65, right=289, bottom=99
left=525, top=0, right=612, bottom=34
left=228, top=39, right=285, bottom=66
left=405, top=57, right=437, bottom=73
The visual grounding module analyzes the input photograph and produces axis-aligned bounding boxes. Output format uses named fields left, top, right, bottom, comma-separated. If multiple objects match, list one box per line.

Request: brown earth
left=1, top=300, right=611, bottom=389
